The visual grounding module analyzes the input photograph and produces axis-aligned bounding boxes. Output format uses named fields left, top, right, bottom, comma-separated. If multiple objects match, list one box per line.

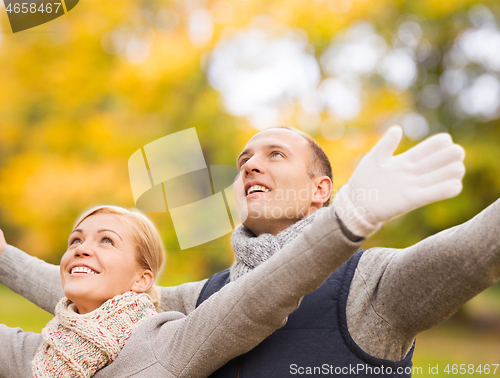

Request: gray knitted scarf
left=230, top=209, right=324, bottom=281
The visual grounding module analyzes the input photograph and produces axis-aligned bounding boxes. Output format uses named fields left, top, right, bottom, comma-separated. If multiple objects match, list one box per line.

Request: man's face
left=234, top=129, right=319, bottom=236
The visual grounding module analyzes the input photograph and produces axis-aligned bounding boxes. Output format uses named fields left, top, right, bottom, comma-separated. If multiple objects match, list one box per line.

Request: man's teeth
left=247, top=185, right=270, bottom=195
left=71, top=266, right=97, bottom=275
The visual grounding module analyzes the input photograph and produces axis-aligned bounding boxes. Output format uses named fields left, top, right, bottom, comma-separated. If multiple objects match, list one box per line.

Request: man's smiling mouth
left=247, top=185, right=271, bottom=196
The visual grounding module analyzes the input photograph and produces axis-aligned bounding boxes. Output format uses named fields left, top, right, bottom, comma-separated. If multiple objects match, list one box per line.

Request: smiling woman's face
left=60, top=213, right=146, bottom=314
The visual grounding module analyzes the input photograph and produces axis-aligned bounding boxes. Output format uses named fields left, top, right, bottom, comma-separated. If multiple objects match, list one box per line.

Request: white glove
left=333, top=126, right=465, bottom=237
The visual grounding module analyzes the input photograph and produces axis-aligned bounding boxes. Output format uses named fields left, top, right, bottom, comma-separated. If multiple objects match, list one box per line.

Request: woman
left=0, top=204, right=361, bottom=377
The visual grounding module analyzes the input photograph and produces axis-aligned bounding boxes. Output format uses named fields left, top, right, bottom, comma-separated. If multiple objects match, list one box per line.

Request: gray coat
left=0, top=206, right=363, bottom=377
left=2, top=199, right=500, bottom=372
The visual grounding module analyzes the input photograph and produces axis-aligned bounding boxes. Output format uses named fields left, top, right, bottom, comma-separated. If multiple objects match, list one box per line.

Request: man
left=1, top=126, right=499, bottom=377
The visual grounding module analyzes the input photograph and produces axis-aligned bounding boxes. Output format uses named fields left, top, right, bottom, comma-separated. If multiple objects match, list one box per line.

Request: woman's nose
left=74, top=243, right=93, bottom=257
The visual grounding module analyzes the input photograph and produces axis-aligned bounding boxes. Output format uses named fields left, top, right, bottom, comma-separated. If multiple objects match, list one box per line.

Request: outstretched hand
left=333, top=126, right=465, bottom=237
left=0, top=229, right=6, bottom=256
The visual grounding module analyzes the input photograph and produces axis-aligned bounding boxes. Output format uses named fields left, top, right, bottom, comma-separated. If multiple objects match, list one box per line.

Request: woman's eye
left=70, top=238, right=81, bottom=246
left=102, top=237, right=114, bottom=246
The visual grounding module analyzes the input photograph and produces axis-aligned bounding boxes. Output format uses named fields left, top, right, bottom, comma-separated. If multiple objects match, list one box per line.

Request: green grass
left=413, top=325, right=500, bottom=377
left=0, top=285, right=53, bottom=332
left=404, top=284, right=500, bottom=377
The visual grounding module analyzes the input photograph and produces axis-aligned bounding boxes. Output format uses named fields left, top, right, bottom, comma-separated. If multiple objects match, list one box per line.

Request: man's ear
left=131, top=270, right=155, bottom=293
left=312, top=176, right=332, bottom=207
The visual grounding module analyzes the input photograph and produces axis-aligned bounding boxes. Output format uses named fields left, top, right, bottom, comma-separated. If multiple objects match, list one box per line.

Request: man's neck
left=247, top=207, right=319, bottom=236
left=252, top=222, right=293, bottom=237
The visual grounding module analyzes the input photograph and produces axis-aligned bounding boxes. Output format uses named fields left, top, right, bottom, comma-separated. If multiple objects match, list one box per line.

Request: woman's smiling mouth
left=70, top=266, right=99, bottom=275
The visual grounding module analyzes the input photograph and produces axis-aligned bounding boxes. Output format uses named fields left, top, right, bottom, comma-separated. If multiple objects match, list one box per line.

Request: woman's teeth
left=71, top=266, right=97, bottom=275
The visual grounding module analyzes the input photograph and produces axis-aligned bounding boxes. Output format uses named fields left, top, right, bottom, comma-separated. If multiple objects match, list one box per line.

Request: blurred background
left=1, top=0, right=500, bottom=375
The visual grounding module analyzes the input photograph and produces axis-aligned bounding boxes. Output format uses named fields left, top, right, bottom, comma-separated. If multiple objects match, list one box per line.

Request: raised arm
left=157, top=280, right=207, bottom=315
left=326, top=126, right=469, bottom=361
left=0, top=245, right=62, bottom=314
left=107, top=206, right=363, bottom=377
left=0, top=240, right=205, bottom=316
left=348, top=197, right=500, bottom=361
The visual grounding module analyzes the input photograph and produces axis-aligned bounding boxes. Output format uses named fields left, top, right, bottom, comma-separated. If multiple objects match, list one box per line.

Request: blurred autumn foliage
left=0, top=0, right=499, bottom=320
left=1, top=0, right=500, bottom=373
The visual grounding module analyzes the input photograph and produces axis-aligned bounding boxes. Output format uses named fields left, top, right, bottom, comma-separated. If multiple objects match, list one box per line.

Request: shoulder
left=358, top=247, right=399, bottom=268
left=96, top=311, right=187, bottom=377
left=350, top=247, right=400, bottom=299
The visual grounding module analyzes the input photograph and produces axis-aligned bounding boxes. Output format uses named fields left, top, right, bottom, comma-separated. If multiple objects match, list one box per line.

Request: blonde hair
left=73, top=205, right=165, bottom=310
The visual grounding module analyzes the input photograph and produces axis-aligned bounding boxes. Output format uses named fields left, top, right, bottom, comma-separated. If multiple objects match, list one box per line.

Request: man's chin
left=240, top=204, right=312, bottom=234
left=242, top=213, right=290, bottom=234
left=243, top=203, right=304, bottom=220
left=235, top=196, right=271, bottom=222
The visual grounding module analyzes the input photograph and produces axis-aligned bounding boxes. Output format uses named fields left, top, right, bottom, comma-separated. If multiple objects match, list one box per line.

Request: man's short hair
left=267, top=127, right=333, bottom=207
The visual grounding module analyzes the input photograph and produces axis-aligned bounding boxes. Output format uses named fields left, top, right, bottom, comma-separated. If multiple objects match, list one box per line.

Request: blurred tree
left=0, top=5, right=499, bottom=368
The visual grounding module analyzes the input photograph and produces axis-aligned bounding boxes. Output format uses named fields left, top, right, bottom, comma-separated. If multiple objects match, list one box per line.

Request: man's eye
left=271, top=152, right=282, bottom=158
left=240, top=159, right=249, bottom=167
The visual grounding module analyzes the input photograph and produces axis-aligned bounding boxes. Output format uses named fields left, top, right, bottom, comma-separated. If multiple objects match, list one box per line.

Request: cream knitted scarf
left=230, top=209, right=325, bottom=281
left=32, top=291, right=157, bottom=378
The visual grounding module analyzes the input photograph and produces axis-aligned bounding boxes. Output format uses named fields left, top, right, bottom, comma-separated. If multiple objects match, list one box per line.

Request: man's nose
left=243, top=156, right=264, bottom=176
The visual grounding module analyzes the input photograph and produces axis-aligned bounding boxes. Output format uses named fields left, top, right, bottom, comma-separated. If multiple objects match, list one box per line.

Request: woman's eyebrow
left=68, top=229, right=82, bottom=243
left=98, top=229, right=123, bottom=241
left=68, top=228, right=123, bottom=241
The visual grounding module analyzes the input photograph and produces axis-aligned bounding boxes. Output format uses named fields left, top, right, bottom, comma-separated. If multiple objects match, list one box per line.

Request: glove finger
left=369, top=125, right=403, bottom=162
left=399, top=133, right=454, bottom=163
left=410, top=144, right=465, bottom=175
left=418, top=179, right=463, bottom=206
left=416, top=161, right=465, bottom=189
